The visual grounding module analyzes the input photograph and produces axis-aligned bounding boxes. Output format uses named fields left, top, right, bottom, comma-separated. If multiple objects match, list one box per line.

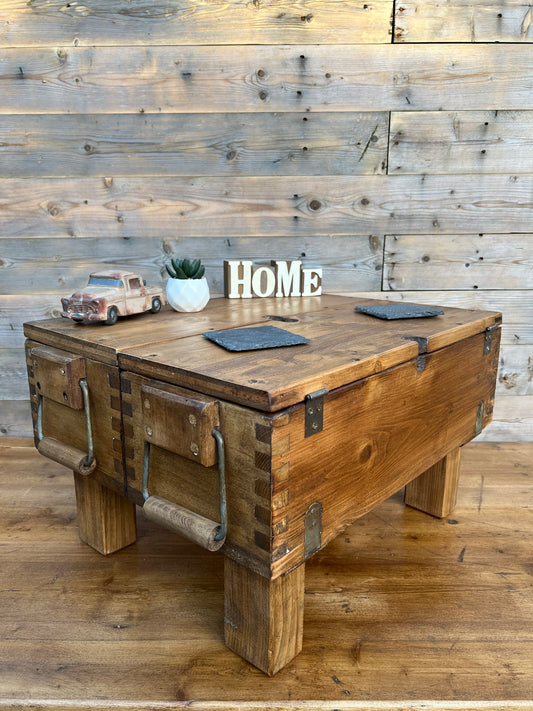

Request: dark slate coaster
left=355, top=303, right=444, bottom=320
left=203, top=325, right=311, bottom=352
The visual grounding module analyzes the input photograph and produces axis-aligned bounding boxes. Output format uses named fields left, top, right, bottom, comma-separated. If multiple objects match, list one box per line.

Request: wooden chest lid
left=24, top=295, right=347, bottom=366
left=25, top=295, right=501, bottom=412
left=117, top=295, right=501, bottom=412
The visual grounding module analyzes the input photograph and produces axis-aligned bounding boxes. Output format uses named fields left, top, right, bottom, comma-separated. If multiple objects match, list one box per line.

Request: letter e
left=301, top=268, right=322, bottom=296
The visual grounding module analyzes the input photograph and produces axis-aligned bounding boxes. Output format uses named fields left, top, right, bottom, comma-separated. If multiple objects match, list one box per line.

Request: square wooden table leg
left=223, top=557, right=305, bottom=676
left=73, top=472, right=137, bottom=555
left=404, top=447, right=462, bottom=518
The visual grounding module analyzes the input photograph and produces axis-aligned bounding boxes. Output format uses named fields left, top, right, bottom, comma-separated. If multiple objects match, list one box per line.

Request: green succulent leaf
left=165, top=263, right=177, bottom=279
left=190, top=259, right=201, bottom=275
left=166, top=256, right=205, bottom=279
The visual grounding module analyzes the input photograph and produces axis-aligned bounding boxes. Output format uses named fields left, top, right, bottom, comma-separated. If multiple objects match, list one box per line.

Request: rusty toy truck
left=61, top=270, right=165, bottom=325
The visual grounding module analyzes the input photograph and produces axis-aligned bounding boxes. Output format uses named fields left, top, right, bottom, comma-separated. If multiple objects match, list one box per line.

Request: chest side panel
left=269, top=327, right=501, bottom=578
left=121, top=371, right=277, bottom=575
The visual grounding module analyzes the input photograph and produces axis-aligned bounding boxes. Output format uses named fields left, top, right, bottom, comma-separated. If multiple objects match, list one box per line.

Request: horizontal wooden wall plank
left=497, top=344, right=533, bottom=396
left=395, top=1, right=533, bottom=43
left=0, top=297, right=63, bottom=350
left=1, top=0, right=393, bottom=46
left=0, top=400, right=31, bottom=437
left=340, top=290, right=533, bottom=345
left=1, top=175, right=532, bottom=237
left=0, top=349, right=30, bottom=400
left=0, top=112, right=388, bottom=178
left=0, top=235, right=383, bottom=295
left=390, top=111, right=533, bottom=174
left=383, top=234, right=533, bottom=290
left=1, top=45, right=533, bottom=113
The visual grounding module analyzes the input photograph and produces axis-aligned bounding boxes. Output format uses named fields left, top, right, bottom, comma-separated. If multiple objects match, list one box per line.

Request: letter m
left=272, top=260, right=302, bottom=297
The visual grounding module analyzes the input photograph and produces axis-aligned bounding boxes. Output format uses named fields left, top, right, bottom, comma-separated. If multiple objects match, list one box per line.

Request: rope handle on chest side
left=142, top=428, right=227, bottom=552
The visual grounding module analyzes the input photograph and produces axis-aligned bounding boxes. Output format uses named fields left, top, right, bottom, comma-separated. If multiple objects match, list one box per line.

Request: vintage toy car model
left=61, top=270, right=165, bottom=325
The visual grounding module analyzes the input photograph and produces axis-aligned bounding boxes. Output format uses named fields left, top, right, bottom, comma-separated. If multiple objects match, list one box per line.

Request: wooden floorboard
left=1, top=440, right=532, bottom=709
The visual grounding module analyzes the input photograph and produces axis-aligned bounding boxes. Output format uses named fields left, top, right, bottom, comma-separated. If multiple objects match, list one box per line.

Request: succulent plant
left=165, top=258, right=205, bottom=280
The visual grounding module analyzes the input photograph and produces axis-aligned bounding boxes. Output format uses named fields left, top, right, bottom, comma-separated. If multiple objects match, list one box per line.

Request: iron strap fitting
left=484, top=325, right=498, bottom=355
left=304, top=501, right=323, bottom=559
left=304, top=388, right=328, bottom=438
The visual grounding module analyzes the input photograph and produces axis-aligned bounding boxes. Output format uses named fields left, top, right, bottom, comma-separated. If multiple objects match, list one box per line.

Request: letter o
left=251, top=266, right=276, bottom=297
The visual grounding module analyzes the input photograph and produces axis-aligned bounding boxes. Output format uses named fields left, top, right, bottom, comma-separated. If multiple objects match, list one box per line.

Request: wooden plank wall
left=1, top=0, right=531, bottom=440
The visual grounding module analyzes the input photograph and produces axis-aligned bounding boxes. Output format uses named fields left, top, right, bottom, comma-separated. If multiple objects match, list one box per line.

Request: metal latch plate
left=475, top=401, right=485, bottom=436
left=304, top=502, right=323, bottom=560
left=484, top=325, right=497, bottom=354
left=305, top=388, right=328, bottom=438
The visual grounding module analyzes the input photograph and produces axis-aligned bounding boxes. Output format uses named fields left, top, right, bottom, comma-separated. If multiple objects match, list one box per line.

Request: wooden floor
left=1, top=439, right=532, bottom=711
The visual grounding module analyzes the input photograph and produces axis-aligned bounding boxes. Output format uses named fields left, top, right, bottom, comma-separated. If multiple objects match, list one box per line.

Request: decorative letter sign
left=224, top=260, right=322, bottom=299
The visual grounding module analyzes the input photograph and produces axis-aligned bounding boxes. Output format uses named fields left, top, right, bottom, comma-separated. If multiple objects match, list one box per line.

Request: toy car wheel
left=151, top=297, right=162, bottom=314
left=104, top=306, right=118, bottom=325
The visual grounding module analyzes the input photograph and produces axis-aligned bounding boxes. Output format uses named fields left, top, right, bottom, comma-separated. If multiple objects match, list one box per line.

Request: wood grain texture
left=395, top=0, right=533, bottom=42
left=476, top=395, right=533, bottom=440
left=2, top=175, right=533, bottom=238
left=342, top=290, right=533, bottom=345
left=390, top=110, right=533, bottom=174
left=25, top=339, right=126, bottom=490
left=2, top=45, right=533, bottom=114
left=1, top=0, right=532, bottom=444
left=0, top=348, right=32, bottom=399
left=1, top=440, right=532, bottom=700
left=269, top=329, right=500, bottom=576
left=224, top=558, right=305, bottom=675
left=383, top=234, right=533, bottom=290
left=9, top=291, right=533, bottom=349
left=0, top=400, right=32, bottom=437
left=121, top=369, right=278, bottom=573
left=405, top=448, right=462, bottom=518
left=73, top=469, right=137, bottom=555
left=0, top=112, right=389, bottom=177
left=1, top=0, right=394, bottom=47
left=117, top=296, right=500, bottom=412
left=23, top=295, right=351, bottom=366
left=6, top=340, right=532, bottom=404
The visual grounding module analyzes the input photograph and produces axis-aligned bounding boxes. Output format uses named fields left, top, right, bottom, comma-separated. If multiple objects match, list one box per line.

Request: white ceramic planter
left=165, top=277, right=210, bottom=312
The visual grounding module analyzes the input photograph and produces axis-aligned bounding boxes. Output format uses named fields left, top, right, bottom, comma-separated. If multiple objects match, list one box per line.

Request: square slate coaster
left=355, top=303, right=444, bottom=320
left=203, top=325, right=311, bottom=352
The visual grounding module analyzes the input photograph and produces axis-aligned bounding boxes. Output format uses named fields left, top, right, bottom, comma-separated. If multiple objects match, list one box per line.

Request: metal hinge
left=484, top=325, right=498, bottom=354
left=304, top=502, right=323, bottom=560
left=304, top=388, right=328, bottom=437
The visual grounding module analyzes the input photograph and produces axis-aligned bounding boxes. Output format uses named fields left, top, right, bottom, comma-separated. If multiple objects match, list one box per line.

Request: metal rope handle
left=142, top=428, right=227, bottom=552
left=36, top=378, right=96, bottom=476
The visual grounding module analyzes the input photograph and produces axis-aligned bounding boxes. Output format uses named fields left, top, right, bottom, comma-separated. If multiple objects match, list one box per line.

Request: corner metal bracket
left=304, top=502, right=323, bottom=560
left=484, top=325, right=498, bottom=355
left=475, top=401, right=485, bottom=436
left=305, top=388, right=328, bottom=438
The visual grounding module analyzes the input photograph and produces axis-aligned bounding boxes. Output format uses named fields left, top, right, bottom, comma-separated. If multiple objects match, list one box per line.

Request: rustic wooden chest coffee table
left=24, top=294, right=501, bottom=675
